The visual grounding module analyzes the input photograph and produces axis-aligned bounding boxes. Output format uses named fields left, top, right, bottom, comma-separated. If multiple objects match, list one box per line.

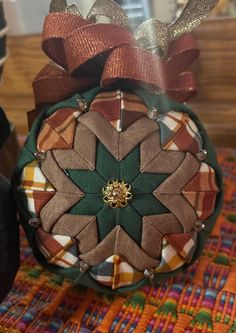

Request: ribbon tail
left=167, top=72, right=197, bottom=103
left=33, top=64, right=99, bottom=107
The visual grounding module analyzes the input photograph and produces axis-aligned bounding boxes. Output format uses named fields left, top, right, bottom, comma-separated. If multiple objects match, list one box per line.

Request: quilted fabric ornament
left=14, top=0, right=223, bottom=293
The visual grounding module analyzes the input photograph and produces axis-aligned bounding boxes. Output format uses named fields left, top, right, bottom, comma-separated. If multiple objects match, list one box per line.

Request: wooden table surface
left=0, top=19, right=236, bottom=147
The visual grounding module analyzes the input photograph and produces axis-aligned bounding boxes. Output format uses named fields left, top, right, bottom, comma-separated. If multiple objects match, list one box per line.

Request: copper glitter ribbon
left=33, top=15, right=198, bottom=101
left=30, top=0, right=220, bottom=127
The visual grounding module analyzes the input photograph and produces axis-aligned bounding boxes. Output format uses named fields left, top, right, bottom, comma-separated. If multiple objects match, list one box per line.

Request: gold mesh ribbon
left=88, top=0, right=128, bottom=26
left=50, top=0, right=128, bottom=26
left=49, top=0, right=219, bottom=57
left=135, top=0, right=219, bottom=56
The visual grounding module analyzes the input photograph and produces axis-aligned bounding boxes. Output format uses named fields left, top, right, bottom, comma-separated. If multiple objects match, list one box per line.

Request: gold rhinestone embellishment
left=103, top=179, right=133, bottom=209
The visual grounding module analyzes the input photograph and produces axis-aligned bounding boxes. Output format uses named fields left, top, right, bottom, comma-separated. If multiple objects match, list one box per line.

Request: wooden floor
left=0, top=19, right=236, bottom=147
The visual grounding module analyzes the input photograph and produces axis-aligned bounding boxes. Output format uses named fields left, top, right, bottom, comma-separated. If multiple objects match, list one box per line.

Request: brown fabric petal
left=154, top=153, right=200, bottom=195
left=142, top=214, right=183, bottom=258
left=154, top=194, right=197, bottom=232
left=79, top=112, right=158, bottom=160
left=77, top=219, right=98, bottom=254
left=52, top=215, right=98, bottom=254
left=41, top=151, right=84, bottom=194
left=80, top=226, right=159, bottom=271
left=53, top=150, right=93, bottom=170
left=141, top=221, right=163, bottom=259
left=143, top=214, right=183, bottom=235
left=143, top=150, right=186, bottom=174
left=119, top=118, right=158, bottom=161
left=79, top=111, right=119, bottom=158
left=52, top=215, right=94, bottom=236
left=140, top=132, right=161, bottom=171
left=40, top=193, right=81, bottom=232
left=73, top=123, right=97, bottom=170
left=140, top=131, right=185, bottom=173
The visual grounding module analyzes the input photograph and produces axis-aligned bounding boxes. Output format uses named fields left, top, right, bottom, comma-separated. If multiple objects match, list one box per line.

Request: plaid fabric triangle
left=89, top=255, right=143, bottom=290
left=183, top=162, right=219, bottom=220
left=166, top=232, right=197, bottom=261
left=19, top=161, right=55, bottom=215
left=156, top=232, right=197, bottom=273
left=158, top=111, right=203, bottom=154
left=37, top=108, right=79, bottom=152
left=183, top=162, right=219, bottom=192
left=21, top=161, right=55, bottom=192
left=22, top=190, right=55, bottom=216
left=90, top=91, right=147, bottom=132
left=36, top=228, right=78, bottom=268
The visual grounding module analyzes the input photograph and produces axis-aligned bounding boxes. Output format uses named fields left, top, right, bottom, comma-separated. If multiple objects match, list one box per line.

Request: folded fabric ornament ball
left=0, top=108, right=20, bottom=302
left=14, top=0, right=223, bottom=293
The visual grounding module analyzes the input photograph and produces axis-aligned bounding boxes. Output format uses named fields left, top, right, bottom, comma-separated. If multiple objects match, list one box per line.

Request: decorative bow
left=31, top=0, right=219, bottom=127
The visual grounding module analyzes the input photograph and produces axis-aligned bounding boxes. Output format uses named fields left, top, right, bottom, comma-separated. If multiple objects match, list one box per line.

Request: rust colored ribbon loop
left=33, top=64, right=99, bottom=106
left=101, top=46, right=169, bottom=91
left=31, top=12, right=200, bottom=128
left=42, top=13, right=90, bottom=68
left=101, top=34, right=199, bottom=91
left=167, top=34, right=200, bottom=82
left=64, top=24, right=136, bottom=75
left=167, top=72, right=197, bottom=102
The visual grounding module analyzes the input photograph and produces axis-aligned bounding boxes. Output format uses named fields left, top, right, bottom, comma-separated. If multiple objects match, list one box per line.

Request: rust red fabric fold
left=31, top=13, right=200, bottom=127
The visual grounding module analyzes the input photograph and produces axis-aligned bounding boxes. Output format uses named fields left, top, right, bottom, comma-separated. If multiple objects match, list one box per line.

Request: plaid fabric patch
left=19, top=161, right=55, bottom=215
left=36, top=227, right=79, bottom=268
left=37, top=108, right=80, bottom=152
left=155, top=232, right=197, bottom=273
left=90, top=91, right=148, bottom=132
left=158, top=111, right=203, bottom=154
left=183, top=162, right=219, bottom=220
left=21, top=161, right=54, bottom=192
left=89, top=255, right=143, bottom=290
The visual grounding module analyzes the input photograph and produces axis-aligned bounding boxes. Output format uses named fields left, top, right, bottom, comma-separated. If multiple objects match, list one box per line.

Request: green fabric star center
left=67, top=142, right=170, bottom=244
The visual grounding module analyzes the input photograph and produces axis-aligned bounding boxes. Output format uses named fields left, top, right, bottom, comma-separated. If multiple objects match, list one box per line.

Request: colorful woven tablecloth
left=0, top=149, right=236, bottom=333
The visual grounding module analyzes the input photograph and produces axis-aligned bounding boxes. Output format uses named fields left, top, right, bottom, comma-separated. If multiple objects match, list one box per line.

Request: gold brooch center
left=103, top=180, right=133, bottom=209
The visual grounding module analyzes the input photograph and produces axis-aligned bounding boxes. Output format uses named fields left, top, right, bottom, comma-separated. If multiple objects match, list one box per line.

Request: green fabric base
left=68, top=142, right=169, bottom=244
left=13, top=86, right=223, bottom=295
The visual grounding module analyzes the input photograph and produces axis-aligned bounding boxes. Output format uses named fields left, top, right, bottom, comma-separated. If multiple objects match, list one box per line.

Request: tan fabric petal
left=142, top=150, right=186, bottom=174
left=52, top=215, right=94, bottom=236
left=119, top=118, right=158, bottom=161
left=41, top=151, right=84, bottom=195
left=52, top=150, right=93, bottom=170
left=154, top=194, right=197, bottom=232
left=140, top=131, right=186, bottom=173
left=52, top=215, right=98, bottom=254
left=154, top=153, right=200, bottom=195
left=79, top=112, right=119, bottom=159
left=141, top=221, right=163, bottom=259
left=80, top=226, right=159, bottom=271
left=40, top=193, right=81, bottom=232
left=77, top=219, right=98, bottom=254
left=79, top=112, right=158, bottom=160
left=140, top=132, right=161, bottom=171
left=142, top=214, right=183, bottom=258
left=143, top=214, right=183, bottom=235
left=73, top=123, right=97, bottom=170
